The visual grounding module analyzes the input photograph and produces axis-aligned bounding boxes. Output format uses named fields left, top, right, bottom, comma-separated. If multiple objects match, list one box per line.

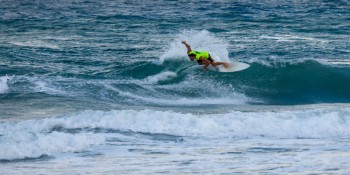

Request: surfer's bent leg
left=208, top=55, right=230, bottom=68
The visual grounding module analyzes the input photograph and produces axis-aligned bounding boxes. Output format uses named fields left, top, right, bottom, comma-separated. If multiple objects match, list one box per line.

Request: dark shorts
left=197, top=54, right=214, bottom=64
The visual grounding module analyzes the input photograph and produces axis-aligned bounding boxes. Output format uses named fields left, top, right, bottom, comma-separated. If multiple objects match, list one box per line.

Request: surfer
left=181, top=41, right=230, bottom=72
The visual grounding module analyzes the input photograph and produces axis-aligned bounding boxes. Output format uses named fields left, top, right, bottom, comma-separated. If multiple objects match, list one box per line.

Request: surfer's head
left=188, top=52, right=196, bottom=61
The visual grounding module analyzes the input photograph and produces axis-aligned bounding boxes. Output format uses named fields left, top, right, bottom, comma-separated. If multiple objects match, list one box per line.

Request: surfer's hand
left=181, top=41, right=186, bottom=44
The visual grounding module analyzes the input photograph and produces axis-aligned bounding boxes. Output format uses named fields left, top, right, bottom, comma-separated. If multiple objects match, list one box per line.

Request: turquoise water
left=1, top=0, right=350, bottom=174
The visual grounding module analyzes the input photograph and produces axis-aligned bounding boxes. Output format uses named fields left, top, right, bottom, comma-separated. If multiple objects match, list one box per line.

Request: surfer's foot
left=223, top=63, right=230, bottom=68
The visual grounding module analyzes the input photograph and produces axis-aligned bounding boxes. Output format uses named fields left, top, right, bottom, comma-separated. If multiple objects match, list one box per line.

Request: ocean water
left=1, top=0, right=350, bottom=174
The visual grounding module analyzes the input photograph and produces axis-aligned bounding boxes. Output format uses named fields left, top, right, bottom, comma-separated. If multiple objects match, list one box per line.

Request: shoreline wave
left=1, top=107, right=350, bottom=160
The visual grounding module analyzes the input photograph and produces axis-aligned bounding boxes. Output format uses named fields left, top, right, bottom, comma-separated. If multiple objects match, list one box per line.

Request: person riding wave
left=181, top=41, right=230, bottom=72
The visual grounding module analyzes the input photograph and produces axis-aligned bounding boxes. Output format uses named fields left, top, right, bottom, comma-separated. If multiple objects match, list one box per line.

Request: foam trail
left=160, top=30, right=230, bottom=63
left=144, top=71, right=177, bottom=84
left=108, top=85, right=246, bottom=106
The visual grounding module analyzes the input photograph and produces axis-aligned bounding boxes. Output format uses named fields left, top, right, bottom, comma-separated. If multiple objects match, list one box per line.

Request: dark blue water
left=1, top=0, right=350, bottom=174
left=1, top=0, right=349, bottom=109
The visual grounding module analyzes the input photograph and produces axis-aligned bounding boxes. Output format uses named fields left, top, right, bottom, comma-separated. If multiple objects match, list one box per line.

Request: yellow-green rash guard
left=188, top=51, right=209, bottom=60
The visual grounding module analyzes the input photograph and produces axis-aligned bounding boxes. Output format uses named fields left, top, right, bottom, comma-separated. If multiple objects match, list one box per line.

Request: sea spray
left=160, top=30, right=230, bottom=63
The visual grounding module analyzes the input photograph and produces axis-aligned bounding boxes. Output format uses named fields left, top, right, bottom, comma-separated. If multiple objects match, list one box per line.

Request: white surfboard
left=217, top=61, right=250, bottom=72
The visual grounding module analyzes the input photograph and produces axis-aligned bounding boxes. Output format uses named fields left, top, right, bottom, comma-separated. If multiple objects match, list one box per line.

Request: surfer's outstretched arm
left=181, top=41, right=192, bottom=54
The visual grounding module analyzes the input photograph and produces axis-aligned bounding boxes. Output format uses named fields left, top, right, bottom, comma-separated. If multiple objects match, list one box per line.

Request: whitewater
left=1, top=0, right=350, bottom=174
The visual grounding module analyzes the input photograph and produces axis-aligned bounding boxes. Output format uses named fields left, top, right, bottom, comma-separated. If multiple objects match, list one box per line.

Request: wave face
left=2, top=57, right=350, bottom=108
left=1, top=29, right=350, bottom=108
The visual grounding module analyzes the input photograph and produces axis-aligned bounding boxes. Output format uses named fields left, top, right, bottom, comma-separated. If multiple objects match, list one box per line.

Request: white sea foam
left=160, top=30, right=230, bottom=63
left=33, top=80, right=64, bottom=94
left=324, top=59, right=350, bottom=66
left=244, top=56, right=327, bottom=67
left=259, top=34, right=327, bottom=43
left=144, top=71, right=177, bottom=84
left=0, top=132, right=104, bottom=160
left=60, top=108, right=348, bottom=139
left=0, top=75, right=13, bottom=93
left=0, top=116, right=105, bottom=160
left=11, top=75, right=66, bottom=95
left=9, top=40, right=60, bottom=49
left=2, top=107, right=348, bottom=160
